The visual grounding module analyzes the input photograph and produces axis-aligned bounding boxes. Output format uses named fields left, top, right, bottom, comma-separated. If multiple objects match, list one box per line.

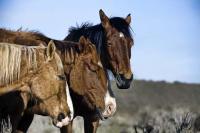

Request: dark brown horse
left=65, top=9, right=134, bottom=89
left=0, top=29, right=113, bottom=133
left=0, top=41, right=72, bottom=131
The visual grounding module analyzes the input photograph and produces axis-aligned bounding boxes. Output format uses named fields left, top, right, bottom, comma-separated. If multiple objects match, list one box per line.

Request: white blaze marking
left=56, top=83, right=74, bottom=128
left=103, top=89, right=117, bottom=117
left=66, top=82, right=74, bottom=120
left=56, top=122, right=63, bottom=128
left=119, top=32, right=124, bottom=38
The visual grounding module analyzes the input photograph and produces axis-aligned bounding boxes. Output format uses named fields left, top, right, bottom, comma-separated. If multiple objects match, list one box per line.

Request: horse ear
left=125, top=14, right=131, bottom=25
left=46, top=40, right=56, bottom=60
left=79, top=36, right=89, bottom=53
left=79, top=36, right=87, bottom=46
left=86, top=38, right=97, bottom=55
left=99, top=9, right=111, bottom=30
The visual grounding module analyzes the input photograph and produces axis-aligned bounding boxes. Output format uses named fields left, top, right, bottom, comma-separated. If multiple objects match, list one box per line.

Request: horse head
left=26, top=41, right=73, bottom=127
left=99, top=9, right=134, bottom=89
left=69, top=37, right=115, bottom=120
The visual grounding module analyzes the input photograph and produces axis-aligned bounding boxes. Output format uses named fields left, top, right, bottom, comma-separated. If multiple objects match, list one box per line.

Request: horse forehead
left=119, top=32, right=124, bottom=38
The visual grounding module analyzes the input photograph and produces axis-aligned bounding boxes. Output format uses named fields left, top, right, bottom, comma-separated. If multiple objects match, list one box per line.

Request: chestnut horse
left=65, top=9, right=134, bottom=89
left=0, top=29, right=113, bottom=133
left=0, top=41, right=72, bottom=132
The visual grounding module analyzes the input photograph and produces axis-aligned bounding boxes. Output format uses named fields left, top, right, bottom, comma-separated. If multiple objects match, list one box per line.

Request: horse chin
left=116, top=81, right=130, bottom=89
left=96, top=108, right=107, bottom=121
left=115, top=74, right=133, bottom=89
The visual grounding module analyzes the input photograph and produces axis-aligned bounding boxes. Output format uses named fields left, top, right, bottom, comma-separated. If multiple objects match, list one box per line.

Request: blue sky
left=0, top=0, right=199, bottom=83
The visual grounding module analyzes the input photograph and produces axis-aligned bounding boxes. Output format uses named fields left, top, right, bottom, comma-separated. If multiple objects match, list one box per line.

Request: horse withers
left=65, top=9, right=134, bottom=89
left=0, top=41, right=72, bottom=131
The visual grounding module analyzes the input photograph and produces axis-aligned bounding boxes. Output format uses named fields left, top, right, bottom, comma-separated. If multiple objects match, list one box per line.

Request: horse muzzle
left=96, top=102, right=116, bottom=121
left=53, top=113, right=72, bottom=128
left=115, top=74, right=133, bottom=89
left=103, top=93, right=117, bottom=118
left=102, top=102, right=116, bottom=118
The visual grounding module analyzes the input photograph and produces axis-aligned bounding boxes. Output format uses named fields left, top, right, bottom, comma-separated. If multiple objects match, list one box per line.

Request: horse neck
left=19, top=47, right=38, bottom=78
left=0, top=44, right=38, bottom=87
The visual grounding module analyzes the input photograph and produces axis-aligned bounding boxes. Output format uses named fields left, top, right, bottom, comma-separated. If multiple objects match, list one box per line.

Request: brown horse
left=0, top=41, right=72, bottom=131
left=0, top=28, right=113, bottom=133
left=65, top=9, right=134, bottom=89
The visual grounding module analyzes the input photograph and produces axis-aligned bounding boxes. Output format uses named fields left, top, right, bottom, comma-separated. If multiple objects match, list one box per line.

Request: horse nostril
left=106, top=104, right=114, bottom=115
left=119, top=74, right=133, bottom=81
left=57, top=113, right=65, bottom=122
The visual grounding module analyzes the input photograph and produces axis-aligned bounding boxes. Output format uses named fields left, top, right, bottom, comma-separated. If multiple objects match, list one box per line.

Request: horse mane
left=0, top=43, right=37, bottom=86
left=66, top=23, right=104, bottom=54
left=54, top=41, right=80, bottom=65
left=31, top=31, right=81, bottom=65
left=66, top=17, right=133, bottom=54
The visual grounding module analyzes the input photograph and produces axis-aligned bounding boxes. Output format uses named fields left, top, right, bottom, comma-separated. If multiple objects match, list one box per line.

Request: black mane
left=65, top=17, right=133, bottom=54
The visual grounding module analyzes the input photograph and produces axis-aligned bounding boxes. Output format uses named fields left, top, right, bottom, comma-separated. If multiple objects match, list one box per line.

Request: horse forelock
left=0, top=43, right=38, bottom=86
left=109, top=17, right=133, bottom=39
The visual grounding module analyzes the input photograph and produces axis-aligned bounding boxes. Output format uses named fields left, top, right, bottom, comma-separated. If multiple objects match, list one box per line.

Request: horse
left=0, top=28, right=115, bottom=133
left=0, top=41, right=72, bottom=132
left=65, top=9, right=134, bottom=89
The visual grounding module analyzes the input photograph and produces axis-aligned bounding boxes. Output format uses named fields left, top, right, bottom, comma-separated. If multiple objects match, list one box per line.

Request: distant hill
left=113, top=80, right=200, bottom=113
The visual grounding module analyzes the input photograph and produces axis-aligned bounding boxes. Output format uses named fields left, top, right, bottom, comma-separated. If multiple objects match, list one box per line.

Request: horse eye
left=57, top=75, right=66, bottom=81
